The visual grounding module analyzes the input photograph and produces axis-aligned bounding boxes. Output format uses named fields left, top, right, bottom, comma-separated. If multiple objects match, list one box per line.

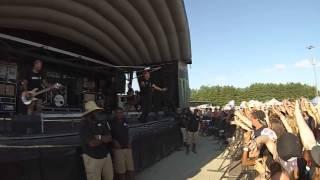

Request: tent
left=266, top=98, right=282, bottom=106
left=312, top=96, right=320, bottom=105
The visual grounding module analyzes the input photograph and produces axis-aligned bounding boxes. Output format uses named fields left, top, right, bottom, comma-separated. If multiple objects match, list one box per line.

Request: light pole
left=307, top=45, right=318, bottom=96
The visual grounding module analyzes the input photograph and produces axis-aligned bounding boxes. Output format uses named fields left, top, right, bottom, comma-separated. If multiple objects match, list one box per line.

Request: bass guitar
left=21, top=83, right=63, bottom=105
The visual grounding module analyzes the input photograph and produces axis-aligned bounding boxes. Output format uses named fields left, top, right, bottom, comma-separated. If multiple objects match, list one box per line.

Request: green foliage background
left=191, top=83, right=316, bottom=106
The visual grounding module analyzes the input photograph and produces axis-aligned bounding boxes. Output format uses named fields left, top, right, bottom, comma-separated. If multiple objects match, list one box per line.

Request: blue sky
left=184, top=0, right=320, bottom=89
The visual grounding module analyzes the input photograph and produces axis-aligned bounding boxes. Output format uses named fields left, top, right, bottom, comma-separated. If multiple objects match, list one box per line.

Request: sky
left=184, top=0, right=320, bottom=89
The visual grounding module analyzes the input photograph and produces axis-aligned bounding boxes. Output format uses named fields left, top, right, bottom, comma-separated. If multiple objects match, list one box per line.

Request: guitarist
left=22, top=60, right=48, bottom=115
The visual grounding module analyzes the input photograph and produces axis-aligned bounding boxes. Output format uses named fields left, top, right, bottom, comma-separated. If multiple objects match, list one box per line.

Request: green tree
left=190, top=83, right=315, bottom=106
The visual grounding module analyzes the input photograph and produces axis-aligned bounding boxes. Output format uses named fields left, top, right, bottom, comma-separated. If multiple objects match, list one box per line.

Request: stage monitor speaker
left=13, top=115, right=41, bottom=135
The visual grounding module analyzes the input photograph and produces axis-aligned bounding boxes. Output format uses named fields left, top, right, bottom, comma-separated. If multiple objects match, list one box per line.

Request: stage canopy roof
left=0, top=0, right=192, bottom=67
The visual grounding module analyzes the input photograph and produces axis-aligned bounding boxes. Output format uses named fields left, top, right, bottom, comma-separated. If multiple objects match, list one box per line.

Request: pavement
left=136, top=135, right=234, bottom=180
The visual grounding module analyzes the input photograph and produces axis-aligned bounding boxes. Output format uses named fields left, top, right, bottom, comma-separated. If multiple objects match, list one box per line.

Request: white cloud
left=263, top=64, right=287, bottom=72
left=294, top=59, right=320, bottom=68
left=294, top=59, right=312, bottom=68
left=274, top=64, right=286, bottom=71
left=214, top=75, right=227, bottom=82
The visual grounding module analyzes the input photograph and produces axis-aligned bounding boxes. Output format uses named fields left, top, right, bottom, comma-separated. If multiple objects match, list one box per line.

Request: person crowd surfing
left=233, top=98, right=320, bottom=179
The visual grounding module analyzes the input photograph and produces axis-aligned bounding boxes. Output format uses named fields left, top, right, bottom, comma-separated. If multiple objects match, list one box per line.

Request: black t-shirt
left=25, top=71, right=44, bottom=91
left=254, top=126, right=265, bottom=137
left=176, top=113, right=186, bottom=128
left=80, top=113, right=112, bottom=159
left=110, top=118, right=129, bottom=147
left=140, top=80, right=153, bottom=98
left=187, top=114, right=200, bottom=132
left=254, top=126, right=270, bottom=157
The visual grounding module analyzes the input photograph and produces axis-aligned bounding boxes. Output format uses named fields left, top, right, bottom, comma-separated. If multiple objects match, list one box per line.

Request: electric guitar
left=21, top=83, right=63, bottom=105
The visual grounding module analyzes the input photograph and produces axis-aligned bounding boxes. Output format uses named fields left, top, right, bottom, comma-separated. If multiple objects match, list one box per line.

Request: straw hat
left=82, top=101, right=103, bottom=117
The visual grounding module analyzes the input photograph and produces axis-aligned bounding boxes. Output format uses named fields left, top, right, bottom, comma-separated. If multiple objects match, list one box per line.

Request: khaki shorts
left=188, top=131, right=197, bottom=144
left=112, top=148, right=135, bottom=174
left=181, top=128, right=188, bottom=142
left=82, top=154, right=114, bottom=180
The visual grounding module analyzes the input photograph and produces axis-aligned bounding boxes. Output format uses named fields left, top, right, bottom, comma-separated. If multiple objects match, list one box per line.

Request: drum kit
left=43, top=86, right=67, bottom=108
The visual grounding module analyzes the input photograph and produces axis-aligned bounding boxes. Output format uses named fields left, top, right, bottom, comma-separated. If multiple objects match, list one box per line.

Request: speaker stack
left=0, top=61, right=17, bottom=114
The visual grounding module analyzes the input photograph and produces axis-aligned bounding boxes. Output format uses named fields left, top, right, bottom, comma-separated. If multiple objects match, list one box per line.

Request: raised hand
left=301, top=98, right=320, bottom=126
left=284, top=100, right=295, bottom=116
left=294, top=100, right=317, bottom=150
left=244, top=108, right=252, bottom=119
left=273, top=105, right=293, bottom=133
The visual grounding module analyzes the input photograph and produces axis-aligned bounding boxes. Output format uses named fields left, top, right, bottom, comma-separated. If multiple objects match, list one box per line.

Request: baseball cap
left=311, top=145, right=320, bottom=167
left=277, top=133, right=302, bottom=161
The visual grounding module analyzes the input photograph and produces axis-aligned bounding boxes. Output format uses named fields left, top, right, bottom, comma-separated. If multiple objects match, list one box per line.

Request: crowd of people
left=176, top=98, right=320, bottom=179
left=77, top=65, right=320, bottom=180
left=176, top=107, right=235, bottom=154
left=233, top=98, right=320, bottom=179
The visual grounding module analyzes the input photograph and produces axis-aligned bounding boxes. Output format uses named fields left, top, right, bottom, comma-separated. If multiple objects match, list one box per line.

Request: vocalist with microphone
left=139, top=68, right=167, bottom=123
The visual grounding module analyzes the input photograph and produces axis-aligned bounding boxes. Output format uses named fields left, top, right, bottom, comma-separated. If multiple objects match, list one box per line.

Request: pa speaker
left=13, top=115, right=41, bottom=134
left=115, top=73, right=126, bottom=93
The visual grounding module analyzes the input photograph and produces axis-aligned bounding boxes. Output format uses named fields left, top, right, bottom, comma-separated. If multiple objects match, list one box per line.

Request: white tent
left=266, top=98, right=281, bottom=106
left=240, top=101, right=248, bottom=108
left=197, top=104, right=211, bottom=109
left=312, top=96, right=320, bottom=105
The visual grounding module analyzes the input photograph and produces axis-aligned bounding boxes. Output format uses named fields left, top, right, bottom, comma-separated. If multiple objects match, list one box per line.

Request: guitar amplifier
left=0, top=103, right=15, bottom=112
left=0, top=65, right=6, bottom=81
left=0, top=97, right=15, bottom=113
left=0, top=62, right=17, bottom=82
left=5, top=84, right=15, bottom=97
left=0, top=83, right=5, bottom=96
left=7, top=65, right=17, bottom=82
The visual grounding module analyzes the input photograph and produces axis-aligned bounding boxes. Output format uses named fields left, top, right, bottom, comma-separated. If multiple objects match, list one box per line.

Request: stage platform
left=0, top=114, right=182, bottom=180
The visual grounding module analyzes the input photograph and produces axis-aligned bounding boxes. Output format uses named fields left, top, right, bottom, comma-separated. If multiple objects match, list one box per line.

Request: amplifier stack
left=0, top=61, right=17, bottom=114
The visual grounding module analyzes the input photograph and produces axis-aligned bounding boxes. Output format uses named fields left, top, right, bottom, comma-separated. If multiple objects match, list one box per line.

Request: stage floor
left=137, top=135, right=232, bottom=180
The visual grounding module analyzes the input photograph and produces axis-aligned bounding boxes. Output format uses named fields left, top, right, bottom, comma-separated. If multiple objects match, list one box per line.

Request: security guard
left=80, top=101, right=114, bottom=180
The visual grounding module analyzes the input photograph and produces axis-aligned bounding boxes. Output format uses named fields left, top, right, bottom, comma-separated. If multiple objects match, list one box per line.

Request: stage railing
left=41, top=113, right=82, bottom=133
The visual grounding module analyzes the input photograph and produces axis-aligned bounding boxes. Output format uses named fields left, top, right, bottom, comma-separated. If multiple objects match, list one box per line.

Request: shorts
left=112, top=148, right=135, bottom=174
left=82, top=154, right=114, bottom=180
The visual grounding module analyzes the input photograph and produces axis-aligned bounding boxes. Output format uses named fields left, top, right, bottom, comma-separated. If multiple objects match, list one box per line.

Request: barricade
left=0, top=116, right=182, bottom=180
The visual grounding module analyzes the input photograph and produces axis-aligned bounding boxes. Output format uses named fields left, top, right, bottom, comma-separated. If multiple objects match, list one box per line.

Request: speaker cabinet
left=13, top=115, right=41, bottom=135
left=115, top=73, right=126, bottom=93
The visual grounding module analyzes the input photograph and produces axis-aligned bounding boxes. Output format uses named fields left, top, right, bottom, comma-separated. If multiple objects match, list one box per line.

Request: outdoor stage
left=0, top=114, right=182, bottom=180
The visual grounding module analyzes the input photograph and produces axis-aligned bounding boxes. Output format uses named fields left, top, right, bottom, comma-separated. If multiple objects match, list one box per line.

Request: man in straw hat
left=80, top=101, right=114, bottom=180
left=139, top=68, right=167, bottom=123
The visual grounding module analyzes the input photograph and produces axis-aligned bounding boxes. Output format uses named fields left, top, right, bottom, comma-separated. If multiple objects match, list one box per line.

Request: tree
left=190, top=83, right=315, bottom=106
